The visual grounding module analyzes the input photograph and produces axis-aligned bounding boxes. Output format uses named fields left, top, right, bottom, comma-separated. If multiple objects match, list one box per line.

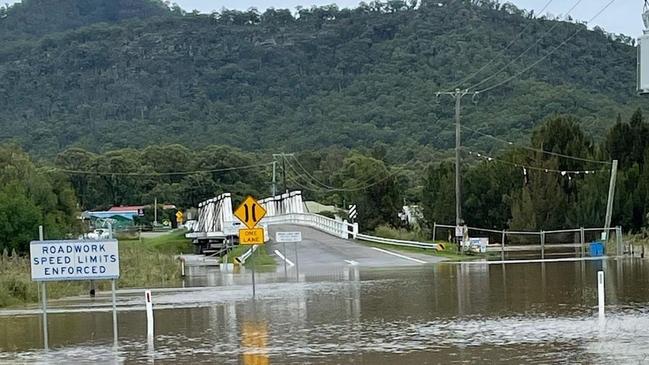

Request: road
left=267, top=225, right=445, bottom=272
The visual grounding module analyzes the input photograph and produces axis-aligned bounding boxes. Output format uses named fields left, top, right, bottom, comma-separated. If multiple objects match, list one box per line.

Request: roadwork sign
left=30, top=240, right=120, bottom=281
left=234, top=196, right=267, bottom=229
left=240, top=228, right=265, bottom=245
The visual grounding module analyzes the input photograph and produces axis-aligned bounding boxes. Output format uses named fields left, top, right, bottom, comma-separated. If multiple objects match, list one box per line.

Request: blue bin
left=589, top=241, right=604, bottom=257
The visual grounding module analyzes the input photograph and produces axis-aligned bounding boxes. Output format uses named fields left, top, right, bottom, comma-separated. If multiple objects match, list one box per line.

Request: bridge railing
left=263, top=213, right=445, bottom=251
left=262, top=213, right=356, bottom=239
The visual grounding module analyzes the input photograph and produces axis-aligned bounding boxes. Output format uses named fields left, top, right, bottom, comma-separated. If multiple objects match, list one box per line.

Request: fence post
left=352, top=223, right=359, bottom=240
left=541, top=231, right=545, bottom=260
left=432, top=222, right=437, bottom=242
left=501, top=230, right=506, bottom=262
left=580, top=227, right=585, bottom=258
left=616, top=226, right=623, bottom=256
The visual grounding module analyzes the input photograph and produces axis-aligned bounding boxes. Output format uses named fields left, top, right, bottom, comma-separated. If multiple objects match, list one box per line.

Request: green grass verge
left=357, top=239, right=486, bottom=262
left=226, top=245, right=277, bottom=270
left=140, top=230, right=194, bottom=254
left=0, top=230, right=192, bottom=308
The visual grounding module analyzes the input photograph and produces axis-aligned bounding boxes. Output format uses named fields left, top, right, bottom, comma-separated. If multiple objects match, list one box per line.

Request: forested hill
left=0, top=0, right=643, bottom=158
left=0, top=0, right=169, bottom=39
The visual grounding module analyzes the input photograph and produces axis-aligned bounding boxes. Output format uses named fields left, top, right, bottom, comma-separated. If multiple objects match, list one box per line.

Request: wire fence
left=433, top=223, right=623, bottom=261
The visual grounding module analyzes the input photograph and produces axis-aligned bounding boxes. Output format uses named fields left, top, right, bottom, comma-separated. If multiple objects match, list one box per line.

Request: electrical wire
left=49, top=162, right=273, bottom=176
left=283, top=156, right=402, bottom=192
left=466, top=0, right=584, bottom=92
left=447, top=0, right=556, bottom=91
left=464, top=149, right=603, bottom=175
left=474, top=0, right=618, bottom=94
left=287, top=155, right=339, bottom=190
left=461, top=124, right=612, bottom=165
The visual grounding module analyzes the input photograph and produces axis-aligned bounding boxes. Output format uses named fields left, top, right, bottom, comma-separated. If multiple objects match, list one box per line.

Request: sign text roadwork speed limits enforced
left=30, top=236, right=121, bottom=350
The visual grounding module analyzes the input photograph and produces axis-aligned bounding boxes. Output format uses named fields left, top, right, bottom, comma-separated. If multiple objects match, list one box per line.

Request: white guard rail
left=262, top=213, right=356, bottom=239
left=263, top=213, right=441, bottom=251
left=356, top=234, right=442, bottom=251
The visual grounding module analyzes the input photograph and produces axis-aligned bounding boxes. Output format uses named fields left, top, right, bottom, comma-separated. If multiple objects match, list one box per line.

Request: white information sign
left=275, top=232, right=302, bottom=243
left=30, top=240, right=120, bottom=281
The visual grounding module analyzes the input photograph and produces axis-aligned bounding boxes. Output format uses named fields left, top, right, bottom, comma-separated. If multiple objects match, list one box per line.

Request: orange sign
left=239, top=228, right=265, bottom=245
left=234, top=196, right=267, bottom=229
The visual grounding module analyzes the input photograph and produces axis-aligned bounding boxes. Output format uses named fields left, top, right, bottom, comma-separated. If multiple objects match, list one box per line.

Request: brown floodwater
left=1, top=258, right=648, bottom=364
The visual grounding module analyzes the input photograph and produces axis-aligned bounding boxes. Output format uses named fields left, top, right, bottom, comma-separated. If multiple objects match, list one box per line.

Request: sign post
left=30, top=237, right=120, bottom=349
left=234, top=196, right=267, bottom=297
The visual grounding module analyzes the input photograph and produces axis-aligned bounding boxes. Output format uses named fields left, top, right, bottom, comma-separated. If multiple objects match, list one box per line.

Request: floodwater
left=1, top=259, right=649, bottom=364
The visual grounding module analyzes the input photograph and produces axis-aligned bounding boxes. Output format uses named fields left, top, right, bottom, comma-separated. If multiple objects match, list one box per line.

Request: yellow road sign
left=234, top=196, right=267, bottom=229
left=239, top=228, right=265, bottom=245
left=175, top=210, right=184, bottom=224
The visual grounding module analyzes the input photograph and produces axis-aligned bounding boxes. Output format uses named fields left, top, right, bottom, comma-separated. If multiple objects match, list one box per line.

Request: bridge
left=185, top=191, right=624, bottom=267
left=185, top=191, right=444, bottom=268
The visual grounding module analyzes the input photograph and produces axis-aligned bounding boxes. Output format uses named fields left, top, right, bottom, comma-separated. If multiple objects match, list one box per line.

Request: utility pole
left=436, top=88, right=478, bottom=228
left=604, top=159, right=618, bottom=239
left=271, top=160, right=277, bottom=197
left=272, top=153, right=294, bottom=194
left=154, top=197, right=158, bottom=225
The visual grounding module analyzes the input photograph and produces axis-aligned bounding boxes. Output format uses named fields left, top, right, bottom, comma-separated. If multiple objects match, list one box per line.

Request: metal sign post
left=234, top=195, right=267, bottom=299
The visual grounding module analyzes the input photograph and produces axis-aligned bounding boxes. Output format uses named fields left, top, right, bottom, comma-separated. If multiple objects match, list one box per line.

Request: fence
left=433, top=223, right=623, bottom=260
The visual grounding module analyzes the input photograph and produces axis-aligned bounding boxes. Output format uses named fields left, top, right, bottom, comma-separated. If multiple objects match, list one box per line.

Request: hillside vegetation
left=0, top=0, right=643, bottom=158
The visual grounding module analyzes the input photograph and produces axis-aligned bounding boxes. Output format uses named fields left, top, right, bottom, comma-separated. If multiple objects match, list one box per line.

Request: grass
left=0, top=230, right=193, bottom=308
left=226, top=245, right=277, bottom=269
left=364, top=225, right=486, bottom=262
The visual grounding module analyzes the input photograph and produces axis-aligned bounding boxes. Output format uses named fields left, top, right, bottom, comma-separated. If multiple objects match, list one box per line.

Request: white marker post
left=38, top=226, right=48, bottom=350
left=598, top=271, right=605, bottom=319
left=145, top=290, right=154, bottom=339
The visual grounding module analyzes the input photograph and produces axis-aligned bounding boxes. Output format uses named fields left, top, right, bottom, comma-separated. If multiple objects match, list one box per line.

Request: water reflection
left=241, top=321, right=268, bottom=365
left=0, top=259, right=648, bottom=364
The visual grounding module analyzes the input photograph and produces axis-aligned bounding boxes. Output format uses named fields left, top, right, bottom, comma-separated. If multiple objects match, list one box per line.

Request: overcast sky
left=5, top=0, right=646, bottom=37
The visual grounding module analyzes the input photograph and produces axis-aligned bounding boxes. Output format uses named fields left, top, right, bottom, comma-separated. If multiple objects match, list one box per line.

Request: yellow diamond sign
left=234, top=196, right=267, bottom=229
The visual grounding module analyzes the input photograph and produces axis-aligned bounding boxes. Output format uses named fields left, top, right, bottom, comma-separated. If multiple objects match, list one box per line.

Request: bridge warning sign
left=234, top=196, right=267, bottom=229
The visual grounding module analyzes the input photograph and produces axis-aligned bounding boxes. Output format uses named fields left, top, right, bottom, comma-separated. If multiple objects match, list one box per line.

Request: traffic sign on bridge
left=234, top=196, right=267, bottom=229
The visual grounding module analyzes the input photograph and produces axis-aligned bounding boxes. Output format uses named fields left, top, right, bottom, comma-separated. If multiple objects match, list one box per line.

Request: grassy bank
left=0, top=230, right=192, bottom=308
left=227, top=245, right=277, bottom=269
left=362, top=225, right=487, bottom=262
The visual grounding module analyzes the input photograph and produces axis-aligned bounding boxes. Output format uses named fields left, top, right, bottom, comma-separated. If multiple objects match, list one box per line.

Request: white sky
left=4, top=0, right=645, bottom=37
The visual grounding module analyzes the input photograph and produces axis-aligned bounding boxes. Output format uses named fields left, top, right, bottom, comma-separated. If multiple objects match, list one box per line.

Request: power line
left=465, top=149, right=602, bottom=175
left=474, top=0, right=618, bottom=94
left=49, top=162, right=273, bottom=177
left=447, top=0, right=556, bottom=91
left=465, top=0, right=584, bottom=92
left=283, top=156, right=401, bottom=192
left=461, top=124, right=612, bottom=165
left=287, top=155, right=338, bottom=190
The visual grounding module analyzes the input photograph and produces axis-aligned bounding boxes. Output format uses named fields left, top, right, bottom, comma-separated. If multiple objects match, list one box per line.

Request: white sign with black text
left=30, top=240, right=120, bottom=281
left=275, top=232, right=302, bottom=243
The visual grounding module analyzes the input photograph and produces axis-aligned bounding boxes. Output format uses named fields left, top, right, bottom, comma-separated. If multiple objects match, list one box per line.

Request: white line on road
left=344, top=260, right=359, bottom=266
left=370, top=247, right=427, bottom=264
left=274, top=250, right=295, bottom=266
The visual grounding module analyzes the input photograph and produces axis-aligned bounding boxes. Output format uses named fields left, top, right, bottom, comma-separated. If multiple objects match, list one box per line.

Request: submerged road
left=267, top=225, right=445, bottom=271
